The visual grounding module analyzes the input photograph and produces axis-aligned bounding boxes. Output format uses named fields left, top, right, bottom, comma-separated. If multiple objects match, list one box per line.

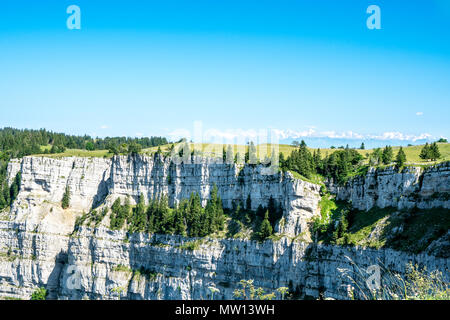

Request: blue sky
left=0, top=0, right=449, bottom=144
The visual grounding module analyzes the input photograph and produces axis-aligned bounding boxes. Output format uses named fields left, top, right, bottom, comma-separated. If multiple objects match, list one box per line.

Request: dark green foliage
left=320, top=148, right=363, bottom=185
left=258, top=211, right=273, bottom=240
left=85, top=141, right=95, bottom=151
left=419, top=143, right=440, bottom=161
left=437, top=138, right=447, bottom=143
left=127, top=142, right=142, bottom=155
left=396, top=147, right=407, bottom=167
left=0, top=127, right=167, bottom=158
left=360, top=142, right=365, bottom=150
left=419, top=143, right=433, bottom=161
left=31, top=287, right=47, bottom=300
left=114, top=184, right=225, bottom=238
left=61, top=186, right=70, bottom=209
left=284, top=141, right=365, bottom=185
left=285, top=140, right=313, bottom=178
left=382, top=145, right=394, bottom=165
left=332, top=209, right=349, bottom=243
left=0, top=128, right=168, bottom=211
left=109, top=198, right=129, bottom=230
left=9, top=172, right=21, bottom=204
left=129, top=195, right=147, bottom=232
left=429, top=142, right=441, bottom=161
left=369, top=148, right=383, bottom=166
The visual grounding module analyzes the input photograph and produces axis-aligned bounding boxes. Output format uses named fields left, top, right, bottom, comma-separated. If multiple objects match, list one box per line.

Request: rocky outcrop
left=1, top=225, right=448, bottom=300
left=328, top=163, right=450, bottom=211
left=6, top=155, right=321, bottom=236
left=0, top=156, right=449, bottom=300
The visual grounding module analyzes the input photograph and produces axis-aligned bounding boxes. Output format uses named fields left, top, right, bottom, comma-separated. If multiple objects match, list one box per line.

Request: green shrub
left=30, top=287, right=47, bottom=300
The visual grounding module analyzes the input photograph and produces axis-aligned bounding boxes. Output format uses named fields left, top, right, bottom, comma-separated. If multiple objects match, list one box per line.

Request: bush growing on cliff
left=0, top=167, right=21, bottom=211
left=30, top=287, right=47, bottom=300
left=61, top=186, right=70, bottom=209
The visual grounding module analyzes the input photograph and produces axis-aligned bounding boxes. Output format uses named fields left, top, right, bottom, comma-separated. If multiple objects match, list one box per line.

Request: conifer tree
left=133, top=195, right=147, bottom=232
left=61, top=186, right=70, bottom=209
left=430, top=142, right=441, bottom=161
left=395, top=147, right=407, bottom=167
left=173, top=206, right=186, bottom=236
left=9, top=172, right=21, bottom=204
left=420, top=143, right=431, bottom=161
left=258, top=210, right=273, bottom=240
left=382, top=146, right=394, bottom=165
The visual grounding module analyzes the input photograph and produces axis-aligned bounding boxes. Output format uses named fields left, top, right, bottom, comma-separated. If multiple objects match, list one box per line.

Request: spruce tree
left=430, top=142, right=441, bottom=161
left=258, top=210, right=273, bottom=240
left=420, top=143, right=431, bottom=161
left=173, top=207, right=186, bottom=236
left=134, top=195, right=147, bottom=232
left=9, top=172, right=21, bottom=204
left=382, top=146, right=393, bottom=165
left=61, top=186, right=70, bottom=209
left=395, top=147, right=407, bottom=168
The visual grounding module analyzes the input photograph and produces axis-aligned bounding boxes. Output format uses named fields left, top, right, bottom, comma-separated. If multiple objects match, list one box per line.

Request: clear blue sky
left=0, top=0, right=449, bottom=142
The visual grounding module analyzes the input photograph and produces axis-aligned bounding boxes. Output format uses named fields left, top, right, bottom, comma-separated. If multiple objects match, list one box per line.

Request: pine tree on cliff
left=8, top=172, right=21, bottom=205
left=395, top=147, right=407, bottom=168
left=61, top=186, right=70, bottom=209
left=258, top=211, right=273, bottom=241
left=173, top=206, right=186, bottom=236
left=133, top=195, right=147, bottom=232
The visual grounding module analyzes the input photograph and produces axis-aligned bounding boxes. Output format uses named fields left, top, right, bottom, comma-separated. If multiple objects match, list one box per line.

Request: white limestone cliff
left=0, top=156, right=449, bottom=300
left=328, top=163, right=450, bottom=211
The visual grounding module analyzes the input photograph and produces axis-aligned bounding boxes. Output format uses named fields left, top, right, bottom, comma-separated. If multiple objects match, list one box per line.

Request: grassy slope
left=30, top=142, right=450, bottom=165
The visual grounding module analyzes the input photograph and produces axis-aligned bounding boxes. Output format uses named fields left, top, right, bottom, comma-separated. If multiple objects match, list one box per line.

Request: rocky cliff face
left=0, top=156, right=449, bottom=300
left=6, top=155, right=321, bottom=236
left=328, top=163, right=450, bottom=211
left=1, top=225, right=448, bottom=300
